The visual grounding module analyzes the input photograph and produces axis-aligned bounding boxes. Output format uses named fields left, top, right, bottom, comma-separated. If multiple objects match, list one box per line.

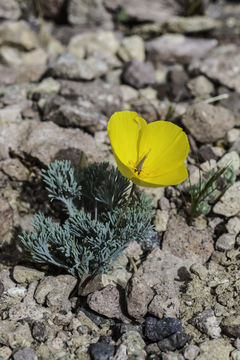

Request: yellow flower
left=107, top=111, right=189, bottom=188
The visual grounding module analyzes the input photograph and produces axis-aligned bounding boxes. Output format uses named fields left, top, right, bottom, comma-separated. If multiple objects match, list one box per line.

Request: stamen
left=135, top=149, right=151, bottom=175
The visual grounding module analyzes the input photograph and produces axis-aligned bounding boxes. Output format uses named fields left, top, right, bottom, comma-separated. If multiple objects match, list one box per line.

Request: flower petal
left=107, top=111, right=147, bottom=167
left=132, top=163, right=188, bottom=187
left=139, top=121, right=189, bottom=177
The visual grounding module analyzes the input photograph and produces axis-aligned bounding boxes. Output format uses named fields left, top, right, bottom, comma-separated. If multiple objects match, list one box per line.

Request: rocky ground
left=0, top=0, right=240, bottom=359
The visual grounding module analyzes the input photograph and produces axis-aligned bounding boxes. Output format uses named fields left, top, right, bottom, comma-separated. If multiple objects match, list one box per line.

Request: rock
left=232, top=350, right=240, bottom=360
left=110, top=345, right=127, bottom=360
left=120, top=85, right=138, bottom=102
left=68, top=31, right=119, bottom=60
left=190, top=263, right=208, bottom=281
left=34, top=275, right=77, bottom=311
left=0, top=119, right=103, bottom=165
left=0, top=159, right=29, bottom=181
left=215, top=233, right=236, bottom=251
left=42, top=95, right=107, bottom=132
left=217, top=151, right=240, bottom=172
left=0, top=321, right=33, bottom=348
left=0, top=65, right=46, bottom=86
left=187, top=76, right=214, bottom=98
left=117, top=331, right=146, bottom=359
left=162, top=214, right=214, bottom=264
left=213, top=182, right=240, bottom=217
left=87, top=285, right=129, bottom=322
left=161, top=354, right=184, bottom=360
left=38, top=0, right=65, bottom=19
left=226, top=216, right=240, bottom=234
left=31, top=321, right=46, bottom=342
left=191, top=309, right=221, bottom=338
left=0, top=346, right=12, bottom=360
left=122, top=60, right=156, bottom=89
left=158, top=331, right=191, bottom=352
left=0, top=0, right=21, bottom=20
left=148, top=283, right=180, bottom=319
left=21, top=48, right=48, bottom=67
left=68, top=0, right=113, bottom=29
left=48, top=53, right=108, bottom=80
left=231, top=138, right=240, bottom=155
left=190, top=45, right=240, bottom=93
left=29, top=78, right=60, bottom=97
left=0, top=195, right=13, bottom=246
left=154, top=210, right=169, bottom=232
left=59, top=79, right=122, bottom=118
left=146, top=34, right=217, bottom=65
left=106, top=0, right=181, bottom=24
left=12, top=266, right=45, bottom=284
left=165, top=15, right=219, bottom=33
left=221, top=315, right=240, bottom=338
left=226, top=128, right=240, bottom=145
left=144, top=316, right=182, bottom=342
left=12, top=347, right=36, bottom=360
left=184, top=344, right=200, bottom=360
left=182, top=103, right=235, bottom=143
left=196, top=338, right=233, bottom=360
left=89, top=342, right=115, bottom=360
left=118, top=35, right=145, bottom=62
left=126, top=275, right=154, bottom=320
left=0, top=21, right=39, bottom=50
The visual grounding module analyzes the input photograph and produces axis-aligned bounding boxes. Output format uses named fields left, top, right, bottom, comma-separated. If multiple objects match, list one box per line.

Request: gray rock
left=42, top=95, right=107, bottom=133
left=213, top=182, right=240, bottom=217
left=12, top=347, right=36, bottom=360
left=0, top=64, right=46, bottom=86
left=68, top=0, right=113, bottom=28
left=117, top=331, right=146, bottom=359
left=182, top=103, right=235, bottom=143
left=191, top=309, right=221, bottom=338
left=105, top=0, right=181, bottom=24
left=184, top=344, right=200, bottom=360
left=145, top=316, right=182, bottom=342
left=0, top=195, right=13, bottom=246
left=158, top=331, right=191, bottom=351
left=148, top=282, right=180, bottom=319
left=12, top=266, right=45, bottom=284
left=146, top=34, right=217, bottom=64
left=154, top=210, right=169, bottom=232
left=34, top=275, right=77, bottom=311
left=217, top=151, right=240, bottom=172
left=196, top=338, right=233, bottom=360
left=163, top=214, right=214, bottom=264
left=226, top=216, right=240, bottom=235
left=122, top=60, right=156, bottom=89
left=48, top=53, right=108, bottom=80
left=59, top=79, right=122, bottom=118
left=215, top=233, right=236, bottom=251
left=0, top=119, right=102, bottom=165
left=87, top=285, right=130, bottom=322
left=161, top=353, right=184, bottom=360
left=231, top=138, right=240, bottom=155
left=232, top=350, right=240, bottom=360
left=126, top=275, right=154, bottom=320
left=190, top=45, right=240, bottom=93
left=118, top=35, right=145, bottom=62
left=110, top=345, right=127, bottom=360
left=187, top=76, right=214, bottom=98
left=0, top=0, right=21, bottom=20
left=89, top=342, right=115, bottom=360
left=0, top=159, right=29, bottom=181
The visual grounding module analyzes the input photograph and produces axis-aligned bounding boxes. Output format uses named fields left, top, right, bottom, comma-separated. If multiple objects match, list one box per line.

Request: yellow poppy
left=107, top=111, right=189, bottom=188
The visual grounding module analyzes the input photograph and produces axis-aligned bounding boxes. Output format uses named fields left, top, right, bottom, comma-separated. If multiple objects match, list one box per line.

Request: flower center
left=134, top=149, right=151, bottom=175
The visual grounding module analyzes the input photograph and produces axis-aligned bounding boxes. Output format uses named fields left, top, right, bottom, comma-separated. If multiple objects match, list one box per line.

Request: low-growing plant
left=20, top=161, right=155, bottom=279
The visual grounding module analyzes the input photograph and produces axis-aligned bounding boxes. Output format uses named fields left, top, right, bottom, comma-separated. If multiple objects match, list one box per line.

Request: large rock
left=146, top=34, right=217, bottom=64
left=190, top=45, right=240, bottom=93
left=68, top=0, right=113, bottom=28
left=0, top=120, right=103, bottom=165
left=182, top=103, right=235, bottom=143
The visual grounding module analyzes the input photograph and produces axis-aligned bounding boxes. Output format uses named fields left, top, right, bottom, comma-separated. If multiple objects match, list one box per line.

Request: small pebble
left=215, top=233, right=236, bottom=251
left=12, top=347, right=36, bottom=360
left=157, top=331, right=190, bottom=351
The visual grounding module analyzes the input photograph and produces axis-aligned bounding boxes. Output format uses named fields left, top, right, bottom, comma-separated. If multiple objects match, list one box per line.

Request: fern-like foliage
left=20, top=161, right=155, bottom=278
